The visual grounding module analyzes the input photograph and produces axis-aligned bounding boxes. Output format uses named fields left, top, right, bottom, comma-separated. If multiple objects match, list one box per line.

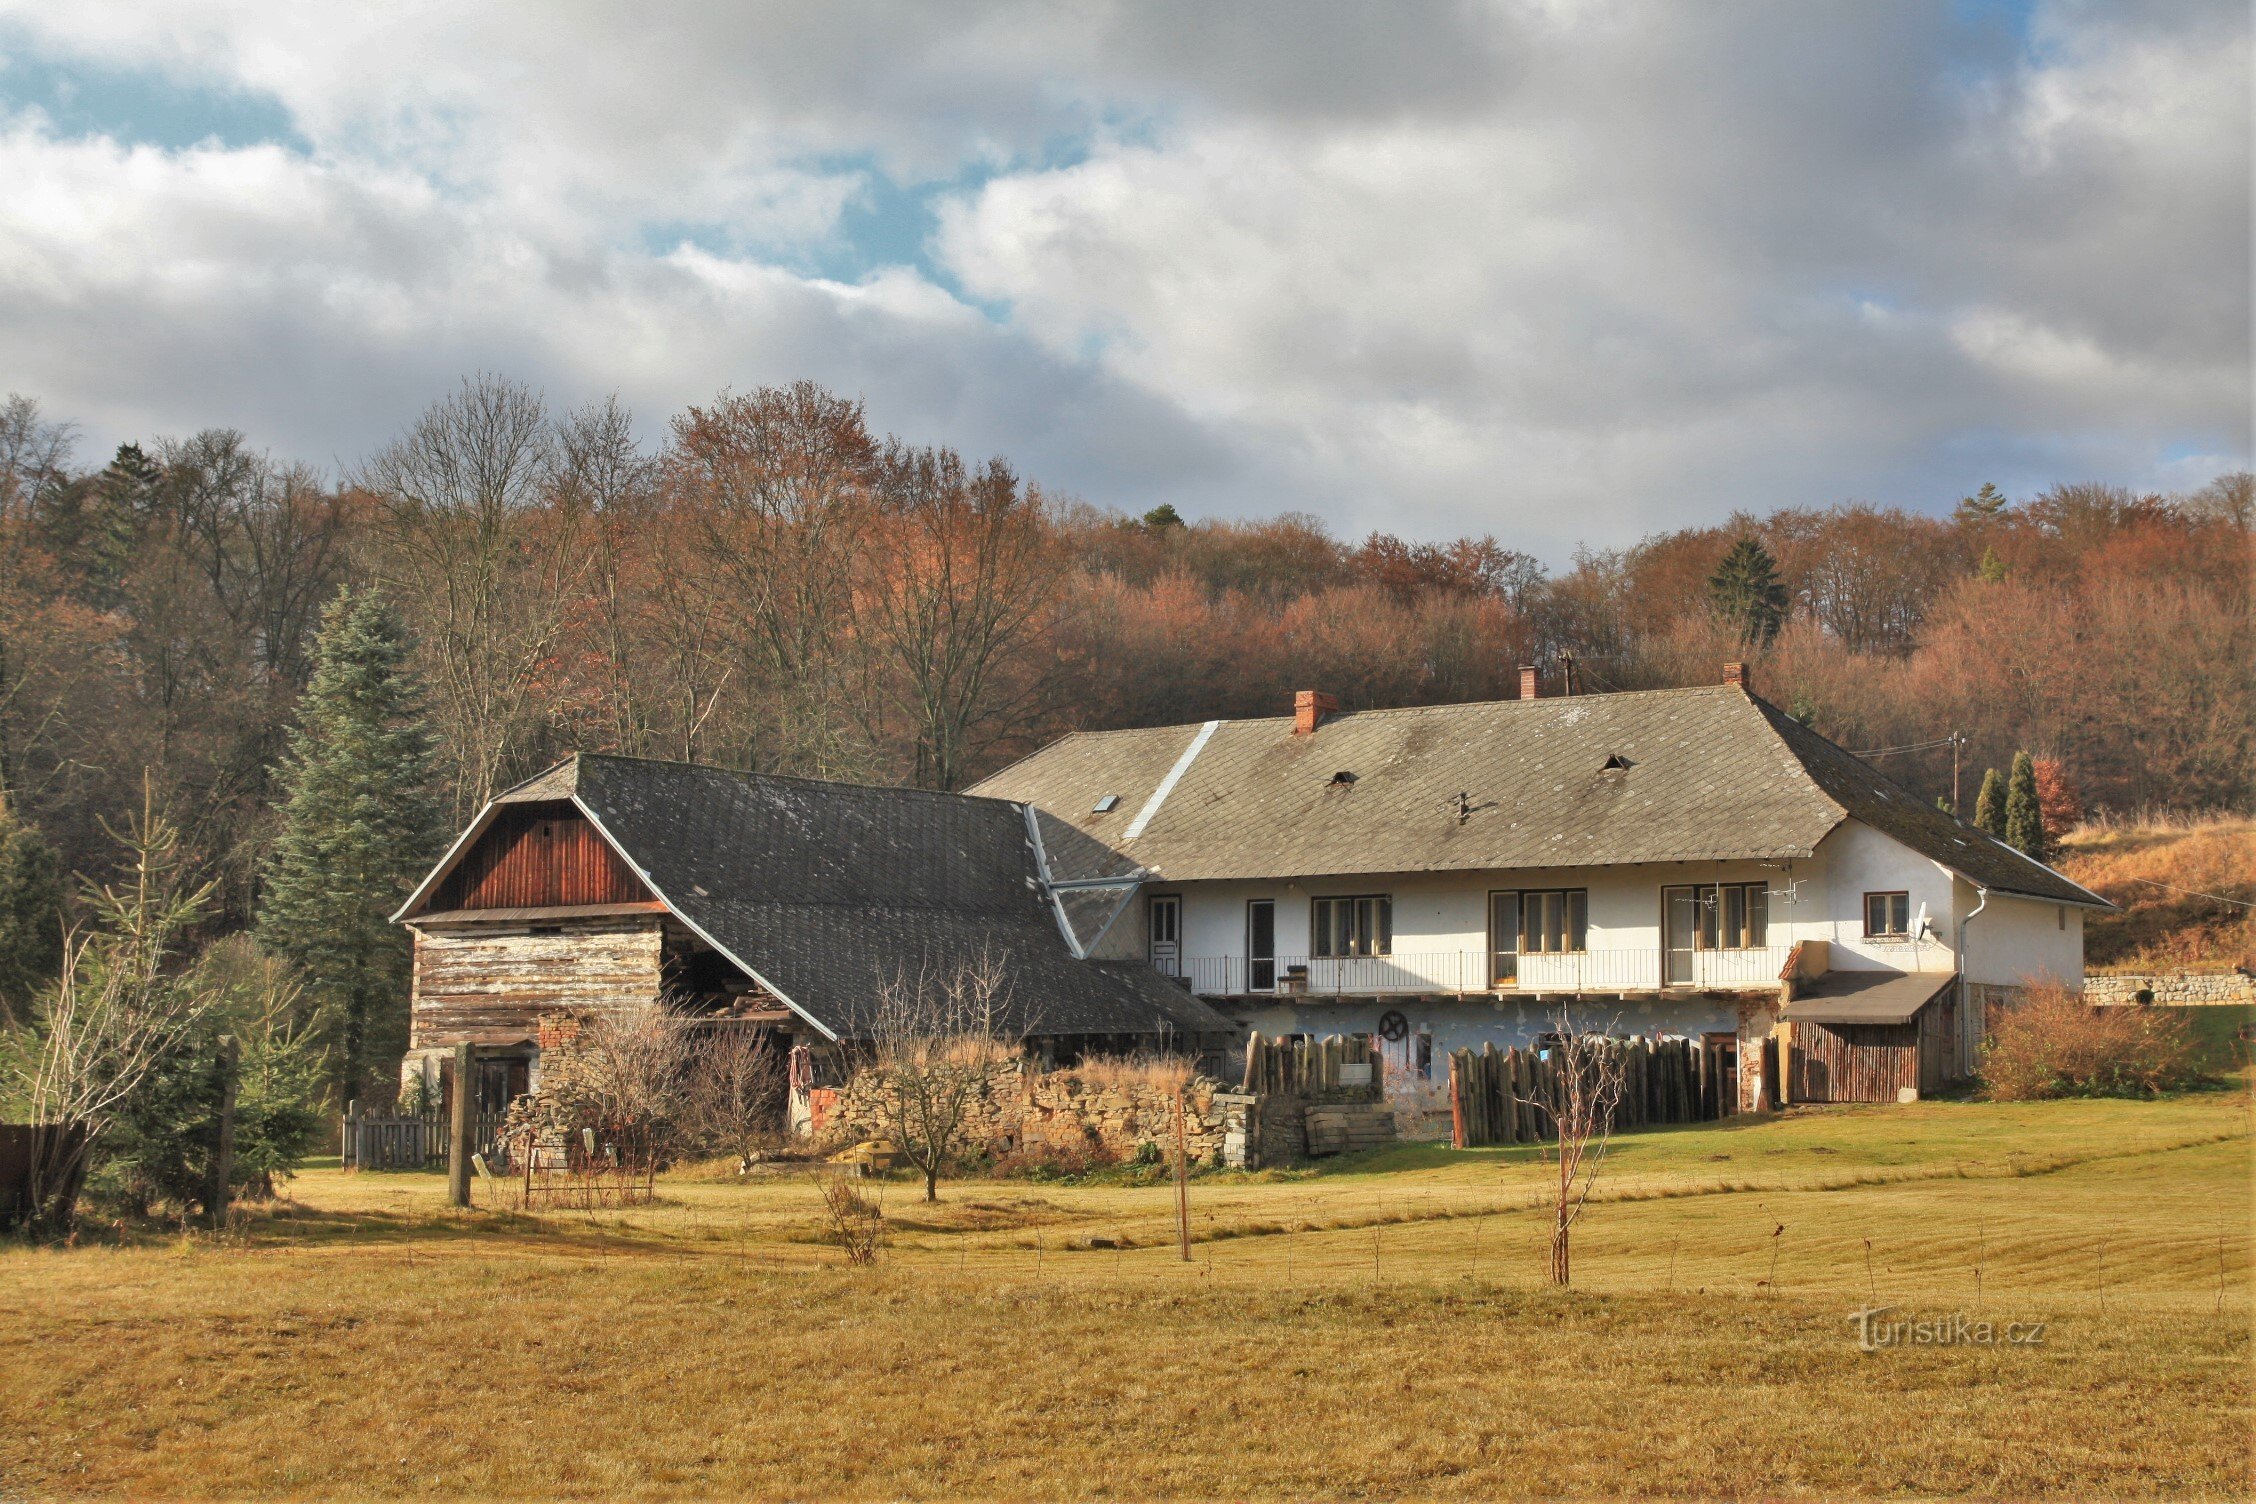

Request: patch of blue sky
left=0, top=30, right=306, bottom=151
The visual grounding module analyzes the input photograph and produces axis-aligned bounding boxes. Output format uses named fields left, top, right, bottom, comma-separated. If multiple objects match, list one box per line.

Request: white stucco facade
left=1085, top=817, right=2088, bottom=1068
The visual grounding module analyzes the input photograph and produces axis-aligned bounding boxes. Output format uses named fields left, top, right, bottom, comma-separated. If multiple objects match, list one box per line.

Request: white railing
left=1692, top=946, right=1793, bottom=988
left=1181, top=945, right=1793, bottom=997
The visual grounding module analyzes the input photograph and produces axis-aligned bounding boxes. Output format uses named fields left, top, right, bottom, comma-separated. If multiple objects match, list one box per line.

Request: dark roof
left=1780, top=969, right=1956, bottom=1026
left=406, top=755, right=1229, bottom=1043
left=968, top=685, right=2107, bottom=907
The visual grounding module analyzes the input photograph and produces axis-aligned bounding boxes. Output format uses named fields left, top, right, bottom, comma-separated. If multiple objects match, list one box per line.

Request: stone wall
left=824, top=1060, right=1233, bottom=1165
left=1215, top=1085, right=1395, bottom=1169
left=2085, top=972, right=2256, bottom=1006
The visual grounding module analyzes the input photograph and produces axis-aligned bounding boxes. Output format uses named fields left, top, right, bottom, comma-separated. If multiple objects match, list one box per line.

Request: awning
left=1779, top=969, right=1955, bottom=1026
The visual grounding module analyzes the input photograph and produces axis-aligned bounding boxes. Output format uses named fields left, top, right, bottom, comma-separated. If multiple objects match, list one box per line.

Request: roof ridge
left=570, top=749, right=1020, bottom=808
left=1034, top=682, right=1746, bottom=743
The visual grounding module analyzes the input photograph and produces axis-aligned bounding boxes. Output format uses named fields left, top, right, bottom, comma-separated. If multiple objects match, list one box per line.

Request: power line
left=2128, top=877, right=2256, bottom=910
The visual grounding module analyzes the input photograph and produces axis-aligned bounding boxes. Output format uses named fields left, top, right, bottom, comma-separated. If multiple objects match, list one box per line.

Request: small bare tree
left=17, top=790, right=218, bottom=1236
left=516, top=1007, right=690, bottom=1200
left=681, top=1024, right=785, bottom=1173
left=1518, top=1013, right=1627, bottom=1287
left=857, top=947, right=1020, bottom=1202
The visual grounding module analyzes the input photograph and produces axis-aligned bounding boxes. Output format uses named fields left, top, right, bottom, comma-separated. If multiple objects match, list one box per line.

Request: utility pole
left=1951, top=732, right=1965, bottom=815
left=1175, top=1088, right=1192, bottom=1262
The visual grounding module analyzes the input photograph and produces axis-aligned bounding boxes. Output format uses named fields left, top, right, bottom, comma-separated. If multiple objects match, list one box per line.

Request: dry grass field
left=4, top=1085, right=2251, bottom=1501
left=2056, top=813, right=2256, bottom=971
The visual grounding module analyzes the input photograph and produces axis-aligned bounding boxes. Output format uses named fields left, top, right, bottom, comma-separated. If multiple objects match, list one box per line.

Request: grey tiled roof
left=486, top=755, right=1232, bottom=1042
left=969, top=686, right=2106, bottom=906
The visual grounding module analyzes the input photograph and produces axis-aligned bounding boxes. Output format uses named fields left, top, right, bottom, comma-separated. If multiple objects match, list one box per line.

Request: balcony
left=1177, top=946, right=1793, bottom=998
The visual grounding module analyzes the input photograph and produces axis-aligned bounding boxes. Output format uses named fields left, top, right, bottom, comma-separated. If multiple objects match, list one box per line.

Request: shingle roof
left=1780, top=969, right=1957, bottom=1026
left=429, top=755, right=1231, bottom=1042
left=968, top=686, right=2107, bottom=907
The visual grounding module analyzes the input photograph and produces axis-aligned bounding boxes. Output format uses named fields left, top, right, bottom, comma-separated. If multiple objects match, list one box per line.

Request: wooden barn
left=392, top=754, right=1235, bottom=1117
left=1776, top=968, right=1962, bottom=1103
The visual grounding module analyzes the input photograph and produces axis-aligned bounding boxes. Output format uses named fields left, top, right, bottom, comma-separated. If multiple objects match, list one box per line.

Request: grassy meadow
left=3, top=1084, right=2251, bottom=1501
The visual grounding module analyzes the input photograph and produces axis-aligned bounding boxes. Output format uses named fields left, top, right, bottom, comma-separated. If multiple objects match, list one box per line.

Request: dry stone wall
left=825, top=1060, right=1232, bottom=1165
left=2085, top=972, right=2255, bottom=1006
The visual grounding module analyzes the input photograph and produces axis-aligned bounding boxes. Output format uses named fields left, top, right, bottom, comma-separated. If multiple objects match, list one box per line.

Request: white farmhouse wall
left=1801, top=820, right=1958, bottom=973
left=1953, top=878, right=2084, bottom=987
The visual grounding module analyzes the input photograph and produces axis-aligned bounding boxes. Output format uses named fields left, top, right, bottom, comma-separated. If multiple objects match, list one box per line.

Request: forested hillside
left=2, top=376, right=2248, bottom=933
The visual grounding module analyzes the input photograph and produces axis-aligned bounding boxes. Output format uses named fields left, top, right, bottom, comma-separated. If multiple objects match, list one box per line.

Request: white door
left=1149, top=895, right=1182, bottom=977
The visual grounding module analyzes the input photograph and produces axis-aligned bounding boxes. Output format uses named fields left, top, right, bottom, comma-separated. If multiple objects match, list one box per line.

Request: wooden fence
left=1239, top=1033, right=1383, bottom=1098
left=1448, top=1037, right=1729, bottom=1147
left=342, top=1109, right=510, bottom=1171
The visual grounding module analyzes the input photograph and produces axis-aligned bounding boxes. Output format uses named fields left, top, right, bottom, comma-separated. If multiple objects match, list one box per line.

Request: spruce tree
left=1973, top=768, right=2008, bottom=840
left=2004, top=750, right=2046, bottom=862
left=1708, top=537, right=1788, bottom=646
left=257, top=588, right=440, bottom=1100
left=0, top=811, right=64, bottom=1023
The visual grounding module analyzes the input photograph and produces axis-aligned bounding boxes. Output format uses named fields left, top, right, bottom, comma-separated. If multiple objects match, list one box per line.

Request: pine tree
left=1708, top=537, right=1787, bottom=646
left=2005, top=750, right=2046, bottom=862
left=256, top=589, right=440, bottom=1100
left=1977, top=546, right=2008, bottom=583
left=1973, top=768, right=2008, bottom=840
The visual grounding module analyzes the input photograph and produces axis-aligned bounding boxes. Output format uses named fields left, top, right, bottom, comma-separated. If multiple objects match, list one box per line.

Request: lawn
left=3, top=1087, right=2250, bottom=1501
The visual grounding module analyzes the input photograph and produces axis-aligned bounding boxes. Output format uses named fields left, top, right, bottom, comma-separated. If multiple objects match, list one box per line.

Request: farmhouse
left=392, top=754, right=1234, bottom=1114
left=970, top=664, right=2111, bottom=1108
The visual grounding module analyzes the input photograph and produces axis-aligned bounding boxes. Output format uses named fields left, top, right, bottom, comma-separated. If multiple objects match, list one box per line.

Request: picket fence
left=341, top=1109, right=511, bottom=1171
left=1448, top=1036, right=1730, bottom=1147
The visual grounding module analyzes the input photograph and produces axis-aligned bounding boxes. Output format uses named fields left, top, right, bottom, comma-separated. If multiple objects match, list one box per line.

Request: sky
left=0, top=1, right=2247, bottom=558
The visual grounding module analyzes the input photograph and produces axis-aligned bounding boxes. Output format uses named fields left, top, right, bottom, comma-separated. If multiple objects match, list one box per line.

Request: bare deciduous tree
left=856, top=947, right=1020, bottom=1202
left=1517, top=1013, right=1627, bottom=1286
left=357, top=374, right=588, bottom=814
left=681, top=1024, right=785, bottom=1174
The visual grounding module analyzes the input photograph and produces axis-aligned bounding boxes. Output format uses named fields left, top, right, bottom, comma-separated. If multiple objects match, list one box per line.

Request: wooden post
left=342, top=1099, right=357, bottom=1172
left=448, top=1042, right=475, bottom=1208
left=1175, top=1088, right=1192, bottom=1262
left=1448, top=1053, right=1465, bottom=1149
left=207, top=1035, right=238, bottom=1229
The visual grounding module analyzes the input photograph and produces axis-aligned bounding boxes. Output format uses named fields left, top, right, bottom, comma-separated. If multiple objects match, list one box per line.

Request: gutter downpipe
left=1958, top=885, right=1991, bottom=1075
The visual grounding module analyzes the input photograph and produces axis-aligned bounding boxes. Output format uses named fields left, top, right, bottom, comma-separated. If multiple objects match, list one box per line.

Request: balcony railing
left=1180, top=945, right=1794, bottom=998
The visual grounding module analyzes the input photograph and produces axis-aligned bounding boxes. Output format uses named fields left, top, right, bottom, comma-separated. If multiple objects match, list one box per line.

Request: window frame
left=1695, top=882, right=1770, bottom=950
left=1310, top=893, right=1393, bottom=958
left=1491, top=887, right=1588, bottom=959
left=1863, top=890, right=1912, bottom=939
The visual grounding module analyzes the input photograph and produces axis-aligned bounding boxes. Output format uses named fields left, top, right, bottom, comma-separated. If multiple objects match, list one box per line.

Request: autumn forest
left=2, top=375, right=2248, bottom=938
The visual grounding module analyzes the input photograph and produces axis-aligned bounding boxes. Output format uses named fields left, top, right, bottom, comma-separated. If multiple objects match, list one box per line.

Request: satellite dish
left=1914, top=902, right=1933, bottom=941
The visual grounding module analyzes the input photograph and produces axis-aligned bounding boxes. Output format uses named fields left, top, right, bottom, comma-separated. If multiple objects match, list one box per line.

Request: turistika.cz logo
left=1848, top=1305, right=2047, bottom=1351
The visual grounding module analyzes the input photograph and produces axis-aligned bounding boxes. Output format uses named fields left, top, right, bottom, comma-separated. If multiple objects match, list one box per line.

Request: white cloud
left=0, top=0, right=2244, bottom=557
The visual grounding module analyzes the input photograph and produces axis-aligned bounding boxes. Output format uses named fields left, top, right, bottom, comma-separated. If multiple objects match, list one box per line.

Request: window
left=1490, top=890, right=1586, bottom=977
left=1864, top=891, right=1911, bottom=938
left=1697, top=883, right=1769, bottom=949
left=1311, top=895, right=1392, bottom=957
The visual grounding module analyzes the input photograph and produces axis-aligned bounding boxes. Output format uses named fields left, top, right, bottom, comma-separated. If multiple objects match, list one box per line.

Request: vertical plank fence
left=341, top=1109, right=510, bottom=1171
left=1448, top=1036, right=1728, bottom=1147
left=1239, top=1033, right=1382, bottom=1097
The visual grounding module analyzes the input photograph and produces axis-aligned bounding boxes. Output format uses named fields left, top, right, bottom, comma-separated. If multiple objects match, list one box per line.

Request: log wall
left=432, top=802, right=651, bottom=911
left=408, top=916, right=666, bottom=1050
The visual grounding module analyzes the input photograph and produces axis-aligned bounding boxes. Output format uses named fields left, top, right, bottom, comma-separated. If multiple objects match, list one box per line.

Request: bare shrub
left=680, top=1024, right=785, bottom=1173
left=816, top=1176, right=885, bottom=1265
left=1981, top=982, right=2204, bottom=1100
left=856, top=948, right=1023, bottom=1202
left=507, top=1007, right=690, bottom=1202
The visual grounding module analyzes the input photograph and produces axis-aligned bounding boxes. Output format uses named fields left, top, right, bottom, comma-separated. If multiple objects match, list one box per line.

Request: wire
left=2127, top=877, right=2256, bottom=910
left=1849, top=735, right=1961, bottom=757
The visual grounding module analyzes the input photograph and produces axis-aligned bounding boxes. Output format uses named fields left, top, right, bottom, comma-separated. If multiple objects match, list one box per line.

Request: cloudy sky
left=0, top=1, right=2246, bottom=557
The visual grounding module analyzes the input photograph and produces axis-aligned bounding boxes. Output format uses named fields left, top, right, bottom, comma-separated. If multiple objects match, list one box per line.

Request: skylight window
left=1092, top=794, right=1120, bottom=813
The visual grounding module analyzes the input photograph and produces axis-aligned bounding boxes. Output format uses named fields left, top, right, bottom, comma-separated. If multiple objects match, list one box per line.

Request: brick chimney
left=1293, top=689, right=1338, bottom=735
left=1518, top=664, right=1541, bottom=701
left=1723, top=661, right=1748, bottom=690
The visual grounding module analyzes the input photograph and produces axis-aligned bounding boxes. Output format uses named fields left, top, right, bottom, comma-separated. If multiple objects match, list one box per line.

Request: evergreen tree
left=1973, top=767, right=2008, bottom=840
left=1954, top=482, right=2008, bottom=524
left=1141, top=503, right=1185, bottom=531
left=256, top=589, right=440, bottom=1100
left=2005, top=750, right=2046, bottom=861
left=1977, top=546, right=2008, bottom=583
left=0, top=811, right=64, bottom=1023
left=1707, top=537, right=1787, bottom=646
